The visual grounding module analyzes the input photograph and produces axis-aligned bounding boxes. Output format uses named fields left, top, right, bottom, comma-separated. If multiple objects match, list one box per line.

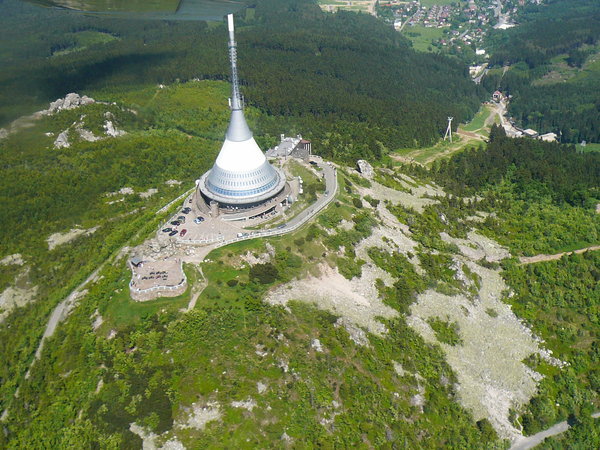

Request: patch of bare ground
left=130, top=423, right=187, bottom=450
left=139, top=188, right=158, bottom=199
left=441, top=231, right=510, bottom=262
left=407, top=258, right=546, bottom=440
left=47, top=226, right=99, bottom=251
left=357, top=179, right=442, bottom=213
left=177, top=401, right=221, bottom=430
left=519, top=245, right=600, bottom=265
left=238, top=242, right=276, bottom=266
left=265, top=175, right=430, bottom=337
left=0, top=254, right=24, bottom=266
left=265, top=263, right=397, bottom=336
left=0, top=284, right=38, bottom=324
left=0, top=267, right=37, bottom=324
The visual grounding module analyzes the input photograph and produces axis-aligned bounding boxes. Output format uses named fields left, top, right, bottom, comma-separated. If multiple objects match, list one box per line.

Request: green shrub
left=428, top=317, right=463, bottom=346
left=249, top=263, right=279, bottom=284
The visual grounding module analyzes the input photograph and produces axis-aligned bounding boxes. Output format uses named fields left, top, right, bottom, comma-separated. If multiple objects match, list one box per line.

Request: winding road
left=510, top=412, right=600, bottom=450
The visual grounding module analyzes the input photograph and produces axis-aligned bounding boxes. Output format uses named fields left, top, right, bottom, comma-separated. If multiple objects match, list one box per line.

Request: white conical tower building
left=197, top=14, right=286, bottom=209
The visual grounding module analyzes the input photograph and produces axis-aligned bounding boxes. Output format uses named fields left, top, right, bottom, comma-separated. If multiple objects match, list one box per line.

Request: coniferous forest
left=0, top=0, right=484, bottom=163
left=0, top=0, right=599, bottom=448
left=484, top=0, right=600, bottom=143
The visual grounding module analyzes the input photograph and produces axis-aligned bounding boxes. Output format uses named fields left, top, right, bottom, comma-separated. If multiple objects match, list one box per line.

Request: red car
left=179, top=229, right=187, bottom=237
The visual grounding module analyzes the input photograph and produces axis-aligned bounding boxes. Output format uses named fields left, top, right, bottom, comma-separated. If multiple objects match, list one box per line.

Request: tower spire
left=196, top=13, right=287, bottom=209
left=227, top=14, right=242, bottom=111
left=225, top=13, right=252, bottom=142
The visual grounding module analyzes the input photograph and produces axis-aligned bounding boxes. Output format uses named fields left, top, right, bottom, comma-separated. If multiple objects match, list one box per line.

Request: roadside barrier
left=175, top=166, right=338, bottom=248
left=129, top=260, right=187, bottom=295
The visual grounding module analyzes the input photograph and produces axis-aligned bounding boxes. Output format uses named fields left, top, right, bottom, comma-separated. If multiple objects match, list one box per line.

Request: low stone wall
left=130, top=281, right=187, bottom=302
left=129, top=259, right=188, bottom=302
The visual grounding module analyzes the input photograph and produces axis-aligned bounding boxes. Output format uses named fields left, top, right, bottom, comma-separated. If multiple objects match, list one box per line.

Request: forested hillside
left=429, top=125, right=600, bottom=256
left=484, top=0, right=600, bottom=143
left=0, top=0, right=484, bottom=162
left=1, top=1, right=599, bottom=447
left=434, top=125, right=600, bottom=208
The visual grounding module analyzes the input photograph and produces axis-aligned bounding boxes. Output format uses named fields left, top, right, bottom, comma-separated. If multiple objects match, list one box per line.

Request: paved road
left=510, top=412, right=600, bottom=450
left=283, top=158, right=336, bottom=230
left=490, top=100, right=522, bottom=137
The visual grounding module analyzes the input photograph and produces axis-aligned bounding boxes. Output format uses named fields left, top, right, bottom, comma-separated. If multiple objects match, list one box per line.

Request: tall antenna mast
left=227, top=14, right=242, bottom=111
left=444, top=116, right=453, bottom=143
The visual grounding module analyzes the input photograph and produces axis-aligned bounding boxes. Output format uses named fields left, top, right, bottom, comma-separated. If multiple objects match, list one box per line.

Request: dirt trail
left=186, top=266, right=207, bottom=311
left=519, top=245, right=600, bottom=265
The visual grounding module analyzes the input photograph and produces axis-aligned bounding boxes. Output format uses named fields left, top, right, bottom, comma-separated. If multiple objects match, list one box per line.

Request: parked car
left=170, top=220, right=180, bottom=226
left=162, top=228, right=172, bottom=233
left=169, top=230, right=178, bottom=236
left=179, top=229, right=187, bottom=237
left=182, top=207, right=192, bottom=213
left=177, top=215, right=186, bottom=222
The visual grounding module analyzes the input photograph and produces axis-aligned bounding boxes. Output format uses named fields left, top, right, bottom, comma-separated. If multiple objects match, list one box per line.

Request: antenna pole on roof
left=227, top=14, right=242, bottom=111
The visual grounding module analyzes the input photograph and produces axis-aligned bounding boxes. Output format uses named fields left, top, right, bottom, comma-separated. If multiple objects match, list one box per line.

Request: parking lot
left=156, top=156, right=336, bottom=245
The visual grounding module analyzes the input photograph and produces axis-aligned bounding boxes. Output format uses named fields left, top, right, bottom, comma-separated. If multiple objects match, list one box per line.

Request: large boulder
left=104, top=120, right=125, bottom=137
left=356, top=159, right=374, bottom=179
left=54, top=131, right=70, bottom=149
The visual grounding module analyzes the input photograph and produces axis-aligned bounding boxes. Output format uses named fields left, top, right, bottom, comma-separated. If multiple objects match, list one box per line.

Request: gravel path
left=519, top=245, right=600, bottom=265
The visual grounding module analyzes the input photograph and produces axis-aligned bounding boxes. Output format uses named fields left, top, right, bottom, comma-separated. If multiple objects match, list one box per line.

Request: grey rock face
left=356, top=159, right=374, bottom=179
left=48, top=93, right=95, bottom=113
left=54, top=131, right=70, bottom=149
left=103, top=120, right=125, bottom=137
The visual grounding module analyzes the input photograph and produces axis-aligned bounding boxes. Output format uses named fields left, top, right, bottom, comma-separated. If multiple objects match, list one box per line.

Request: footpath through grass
left=392, top=134, right=482, bottom=166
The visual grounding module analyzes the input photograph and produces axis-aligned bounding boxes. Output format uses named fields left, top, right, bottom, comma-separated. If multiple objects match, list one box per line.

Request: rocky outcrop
left=356, top=159, right=374, bottom=179
left=54, top=131, right=70, bottom=149
left=48, top=93, right=95, bottom=113
left=103, top=120, right=125, bottom=137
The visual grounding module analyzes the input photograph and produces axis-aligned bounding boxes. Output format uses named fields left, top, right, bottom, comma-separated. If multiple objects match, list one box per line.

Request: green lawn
left=403, top=25, right=445, bottom=52
left=420, top=0, right=457, bottom=6
left=393, top=134, right=481, bottom=165
left=67, top=0, right=181, bottom=13
left=53, top=31, right=119, bottom=57
left=577, top=142, right=600, bottom=153
left=461, top=105, right=493, bottom=133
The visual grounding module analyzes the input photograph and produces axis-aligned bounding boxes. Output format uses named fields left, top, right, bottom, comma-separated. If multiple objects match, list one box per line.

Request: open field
left=534, top=47, right=600, bottom=86
left=392, top=133, right=482, bottom=166
left=577, top=142, right=600, bottom=153
left=52, top=31, right=120, bottom=57
left=420, top=0, right=456, bottom=6
left=403, top=25, right=445, bottom=52
left=318, top=0, right=373, bottom=14
left=461, top=104, right=494, bottom=133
